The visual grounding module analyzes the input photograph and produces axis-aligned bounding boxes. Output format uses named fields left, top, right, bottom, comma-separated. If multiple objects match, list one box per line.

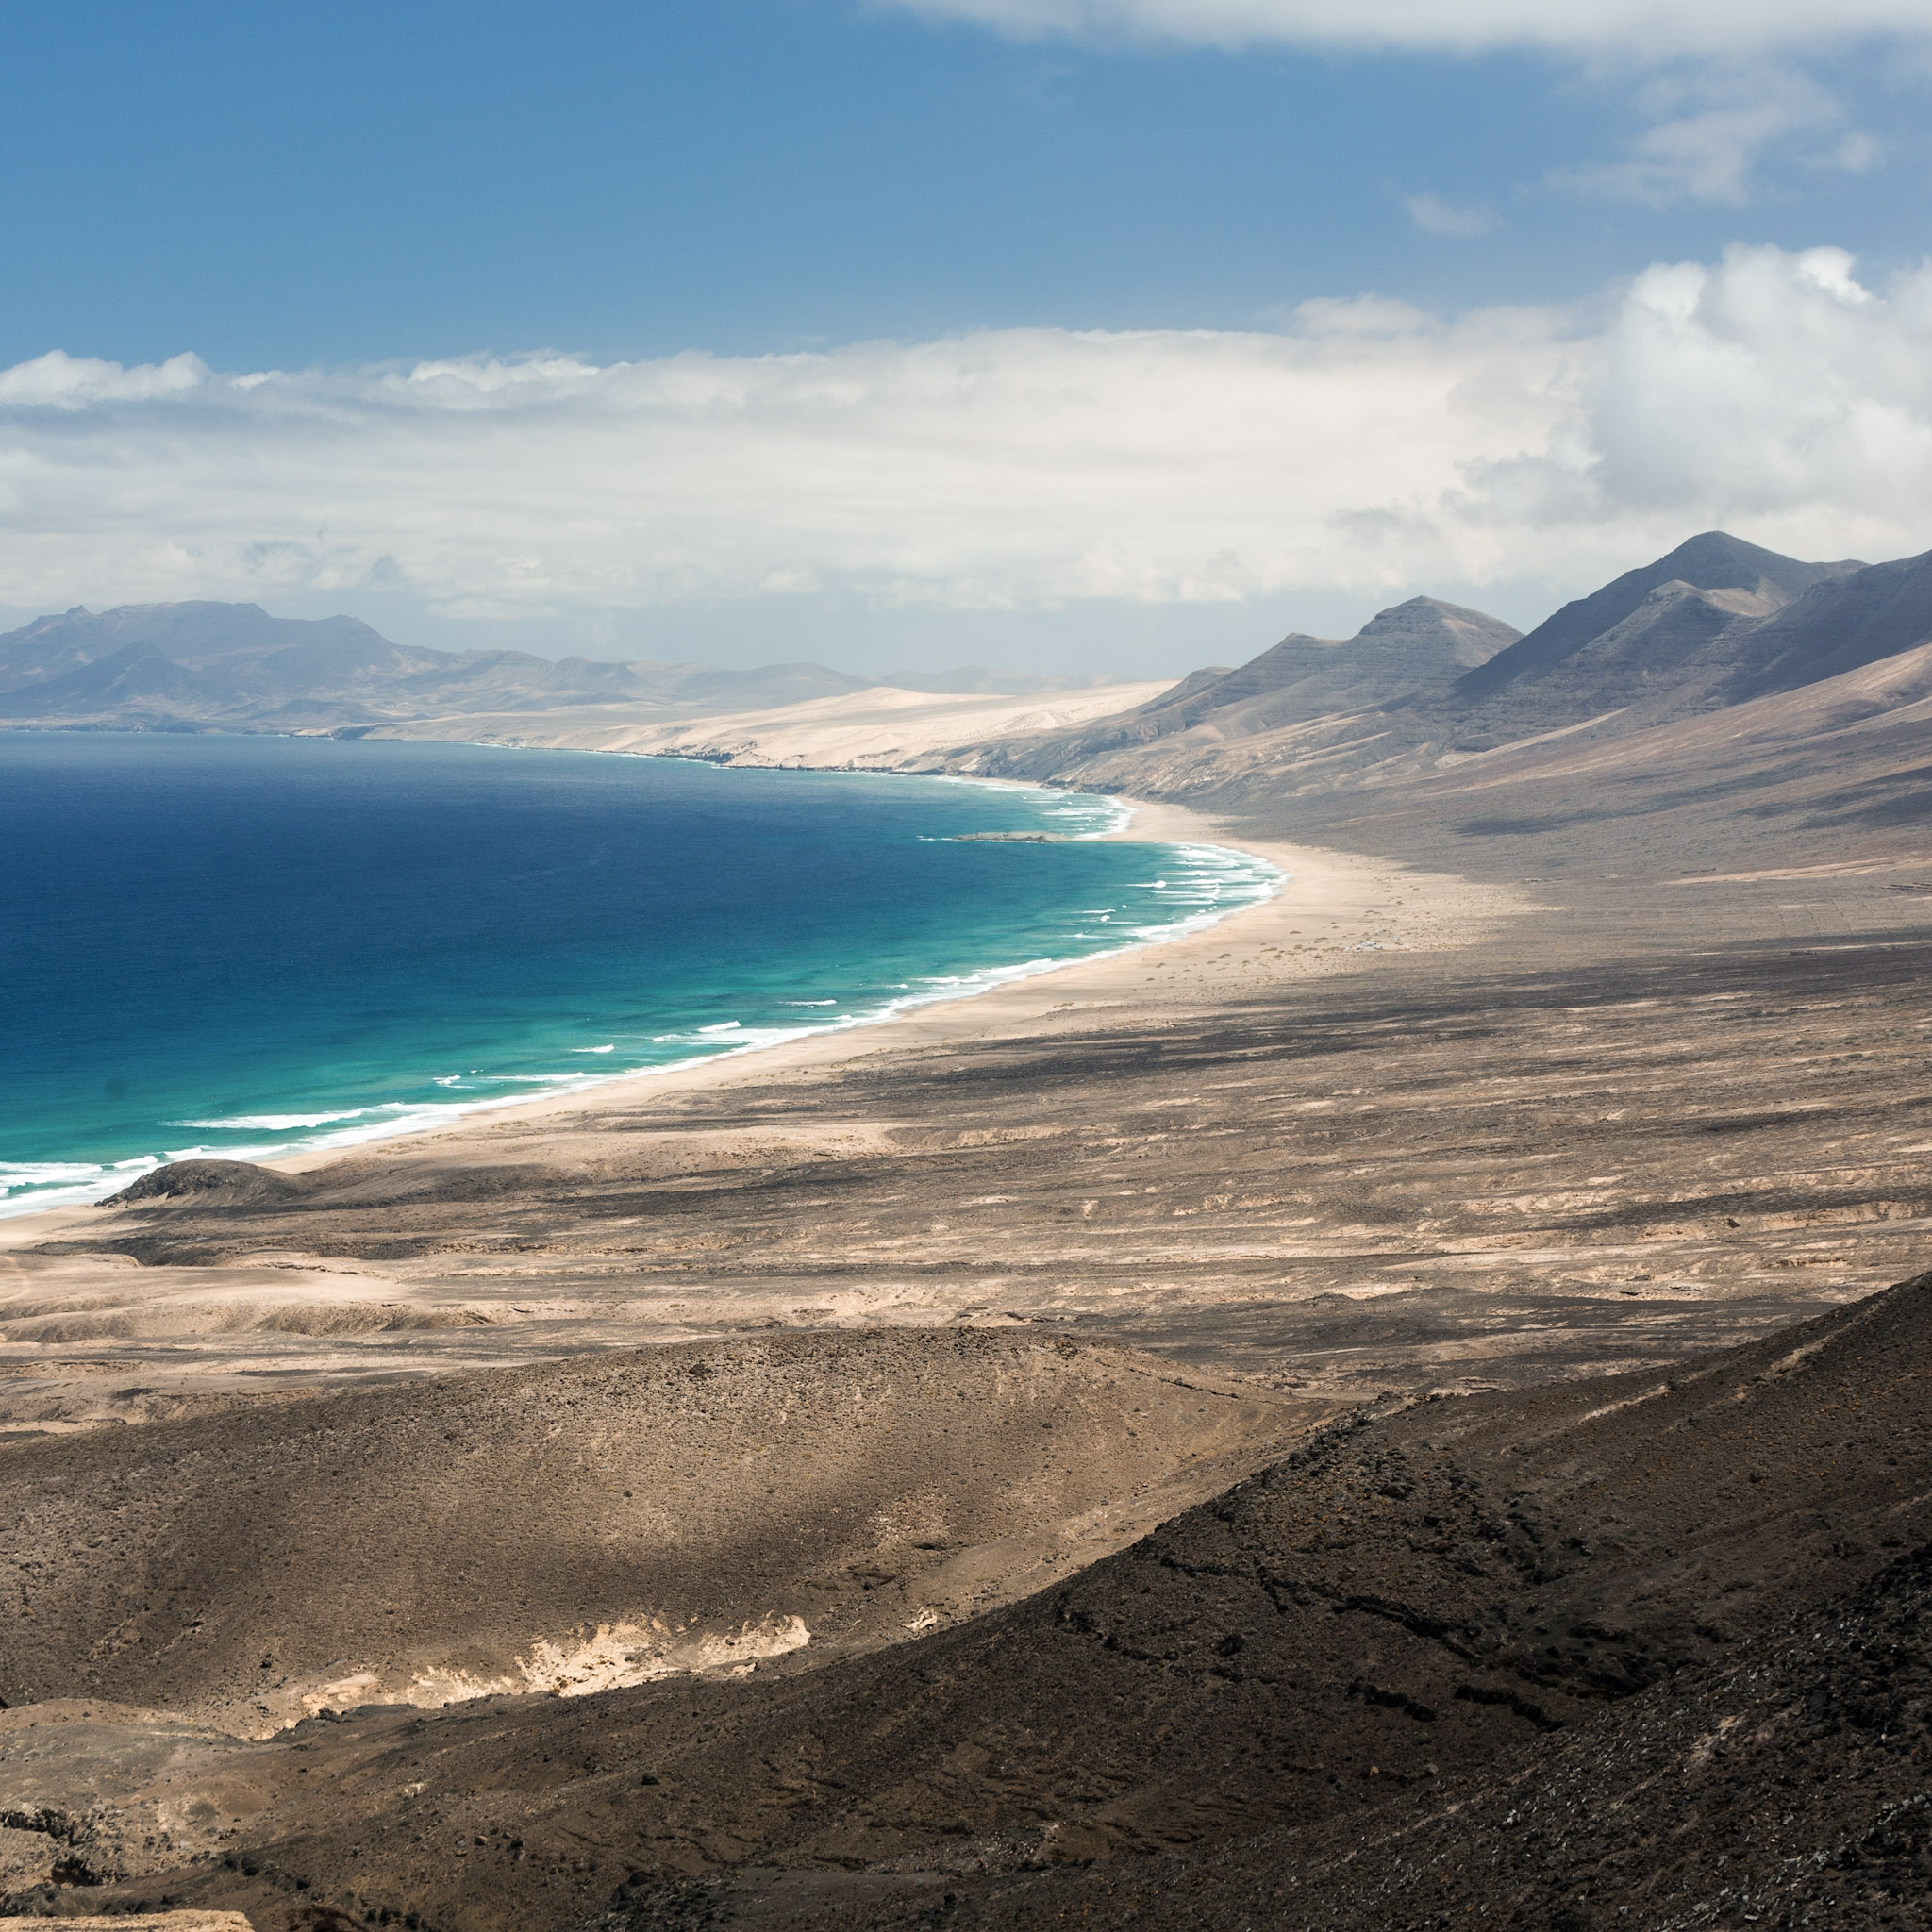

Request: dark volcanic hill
left=15, top=1272, right=1929, bottom=1930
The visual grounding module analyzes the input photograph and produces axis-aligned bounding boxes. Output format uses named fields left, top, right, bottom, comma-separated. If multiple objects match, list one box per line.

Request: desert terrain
left=3, top=531, right=1931, bottom=1928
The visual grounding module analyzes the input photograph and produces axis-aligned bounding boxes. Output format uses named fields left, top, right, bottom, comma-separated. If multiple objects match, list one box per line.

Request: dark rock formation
left=101, top=1159, right=308, bottom=1208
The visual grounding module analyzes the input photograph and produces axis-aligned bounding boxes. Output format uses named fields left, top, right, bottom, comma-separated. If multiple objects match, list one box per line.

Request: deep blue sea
left=1, top=733, right=1277, bottom=1214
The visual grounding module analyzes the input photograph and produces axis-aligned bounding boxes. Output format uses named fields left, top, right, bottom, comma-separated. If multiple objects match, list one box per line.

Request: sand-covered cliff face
left=0, top=1330, right=1310, bottom=1734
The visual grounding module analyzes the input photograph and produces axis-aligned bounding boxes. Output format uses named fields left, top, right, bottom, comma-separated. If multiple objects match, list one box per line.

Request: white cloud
left=1406, top=193, right=1501, bottom=238
left=1542, top=246, right=1932, bottom=533
left=876, top=0, right=1932, bottom=57
left=1, top=244, right=1928, bottom=625
left=1555, top=63, right=1875, bottom=206
left=0, top=349, right=210, bottom=408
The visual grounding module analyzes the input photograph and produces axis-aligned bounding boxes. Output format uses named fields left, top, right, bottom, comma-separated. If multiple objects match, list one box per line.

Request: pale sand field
left=361, top=680, right=1178, bottom=767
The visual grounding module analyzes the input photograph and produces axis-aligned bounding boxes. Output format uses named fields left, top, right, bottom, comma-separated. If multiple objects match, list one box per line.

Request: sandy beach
left=0, top=791, right=1536, bottom=1415
left=9, top=774, right=1928, bottom=1441
left=362, top=796, right=1523, bottom=1134
left=262, top=791, right=1527, bottom=1146
left=0, top=787, right=1520, bottom=1226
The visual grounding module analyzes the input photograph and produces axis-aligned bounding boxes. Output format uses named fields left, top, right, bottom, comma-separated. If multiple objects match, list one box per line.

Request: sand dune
left=366, top=679, right=1175, bottom=769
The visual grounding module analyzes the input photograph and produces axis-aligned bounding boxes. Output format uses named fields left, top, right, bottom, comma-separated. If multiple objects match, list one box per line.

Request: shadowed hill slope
left=1720, top=543, right=1932, bottom=702
left=1017, top=596, right=1519, bottom=764
left=620, top=1540, right=1932, bottom=1931
left=1451, top=541, right=1932, bottom=745
left=0, top=1331, right=1305, bottom=1735
left=26, top=1271, right=1930, bottom=1930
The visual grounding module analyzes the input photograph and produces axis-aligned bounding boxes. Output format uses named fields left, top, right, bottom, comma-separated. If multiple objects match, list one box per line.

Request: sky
left=2, top=0, right=1930, bottom=675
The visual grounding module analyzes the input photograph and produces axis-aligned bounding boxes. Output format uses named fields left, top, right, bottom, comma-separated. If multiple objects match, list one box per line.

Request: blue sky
left=2, top=1, right=1929, bottom=674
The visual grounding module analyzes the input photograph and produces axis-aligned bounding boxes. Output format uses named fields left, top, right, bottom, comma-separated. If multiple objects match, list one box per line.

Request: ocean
left=0, top=733, right=1278, bottom=1215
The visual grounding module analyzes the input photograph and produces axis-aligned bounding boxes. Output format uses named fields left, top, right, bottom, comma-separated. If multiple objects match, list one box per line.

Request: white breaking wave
left=930, top=774, right=1136, bottom=840
left=171, top=1108, right=372, bottom=1131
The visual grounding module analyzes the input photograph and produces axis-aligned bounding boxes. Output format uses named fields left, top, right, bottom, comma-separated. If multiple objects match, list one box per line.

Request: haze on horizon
left=3, top=0, right=1930, bottom=677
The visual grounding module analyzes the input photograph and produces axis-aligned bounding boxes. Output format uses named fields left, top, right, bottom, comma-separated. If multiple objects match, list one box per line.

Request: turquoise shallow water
left=0, top=733, right=1278, bottom=1215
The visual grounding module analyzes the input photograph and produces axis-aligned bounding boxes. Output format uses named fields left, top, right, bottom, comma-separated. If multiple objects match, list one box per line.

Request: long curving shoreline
left=0, top=761, right=1259, bottom=1222
left=3, top=765, right=1928, bottom=1455
left=1, top=781, right=1524, bottom=1238
left=247, top=792, right=1532, bottom=1177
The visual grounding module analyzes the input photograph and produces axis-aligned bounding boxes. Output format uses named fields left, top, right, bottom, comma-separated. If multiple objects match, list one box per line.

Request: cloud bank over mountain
left=2, top=244, right=1927, bottom=623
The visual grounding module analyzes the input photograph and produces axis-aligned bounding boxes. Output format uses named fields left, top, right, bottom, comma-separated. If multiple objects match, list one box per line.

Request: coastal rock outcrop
left=102, top=1160, right=308, bottom=1208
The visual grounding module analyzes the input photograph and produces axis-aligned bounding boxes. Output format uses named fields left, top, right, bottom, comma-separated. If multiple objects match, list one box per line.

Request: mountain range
left=0, top=602, right=1113, bottom=731
left=8, top=533, right=1928, bottom=774
left=957, top=530, right=1928, bottom=781
left=8, top=527, right=1931, bottom=874
left=925, top=531, right=1932, bottom=874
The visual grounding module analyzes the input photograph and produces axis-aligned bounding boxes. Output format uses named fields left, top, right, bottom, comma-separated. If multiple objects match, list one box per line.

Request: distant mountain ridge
left=921, top=530, right=1932, bottom=842
left=1011, top=596, right=1522, bottom=766
left=10, top=533, right=1932, bottom=804
left=0, top=602, right=1109, bottom=731
left=1455, top=530, right=1860, bottom=700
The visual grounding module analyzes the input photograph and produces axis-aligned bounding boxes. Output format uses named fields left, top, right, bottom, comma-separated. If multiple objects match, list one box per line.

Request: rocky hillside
left=16, top=1270, right=1927, bottom=1929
